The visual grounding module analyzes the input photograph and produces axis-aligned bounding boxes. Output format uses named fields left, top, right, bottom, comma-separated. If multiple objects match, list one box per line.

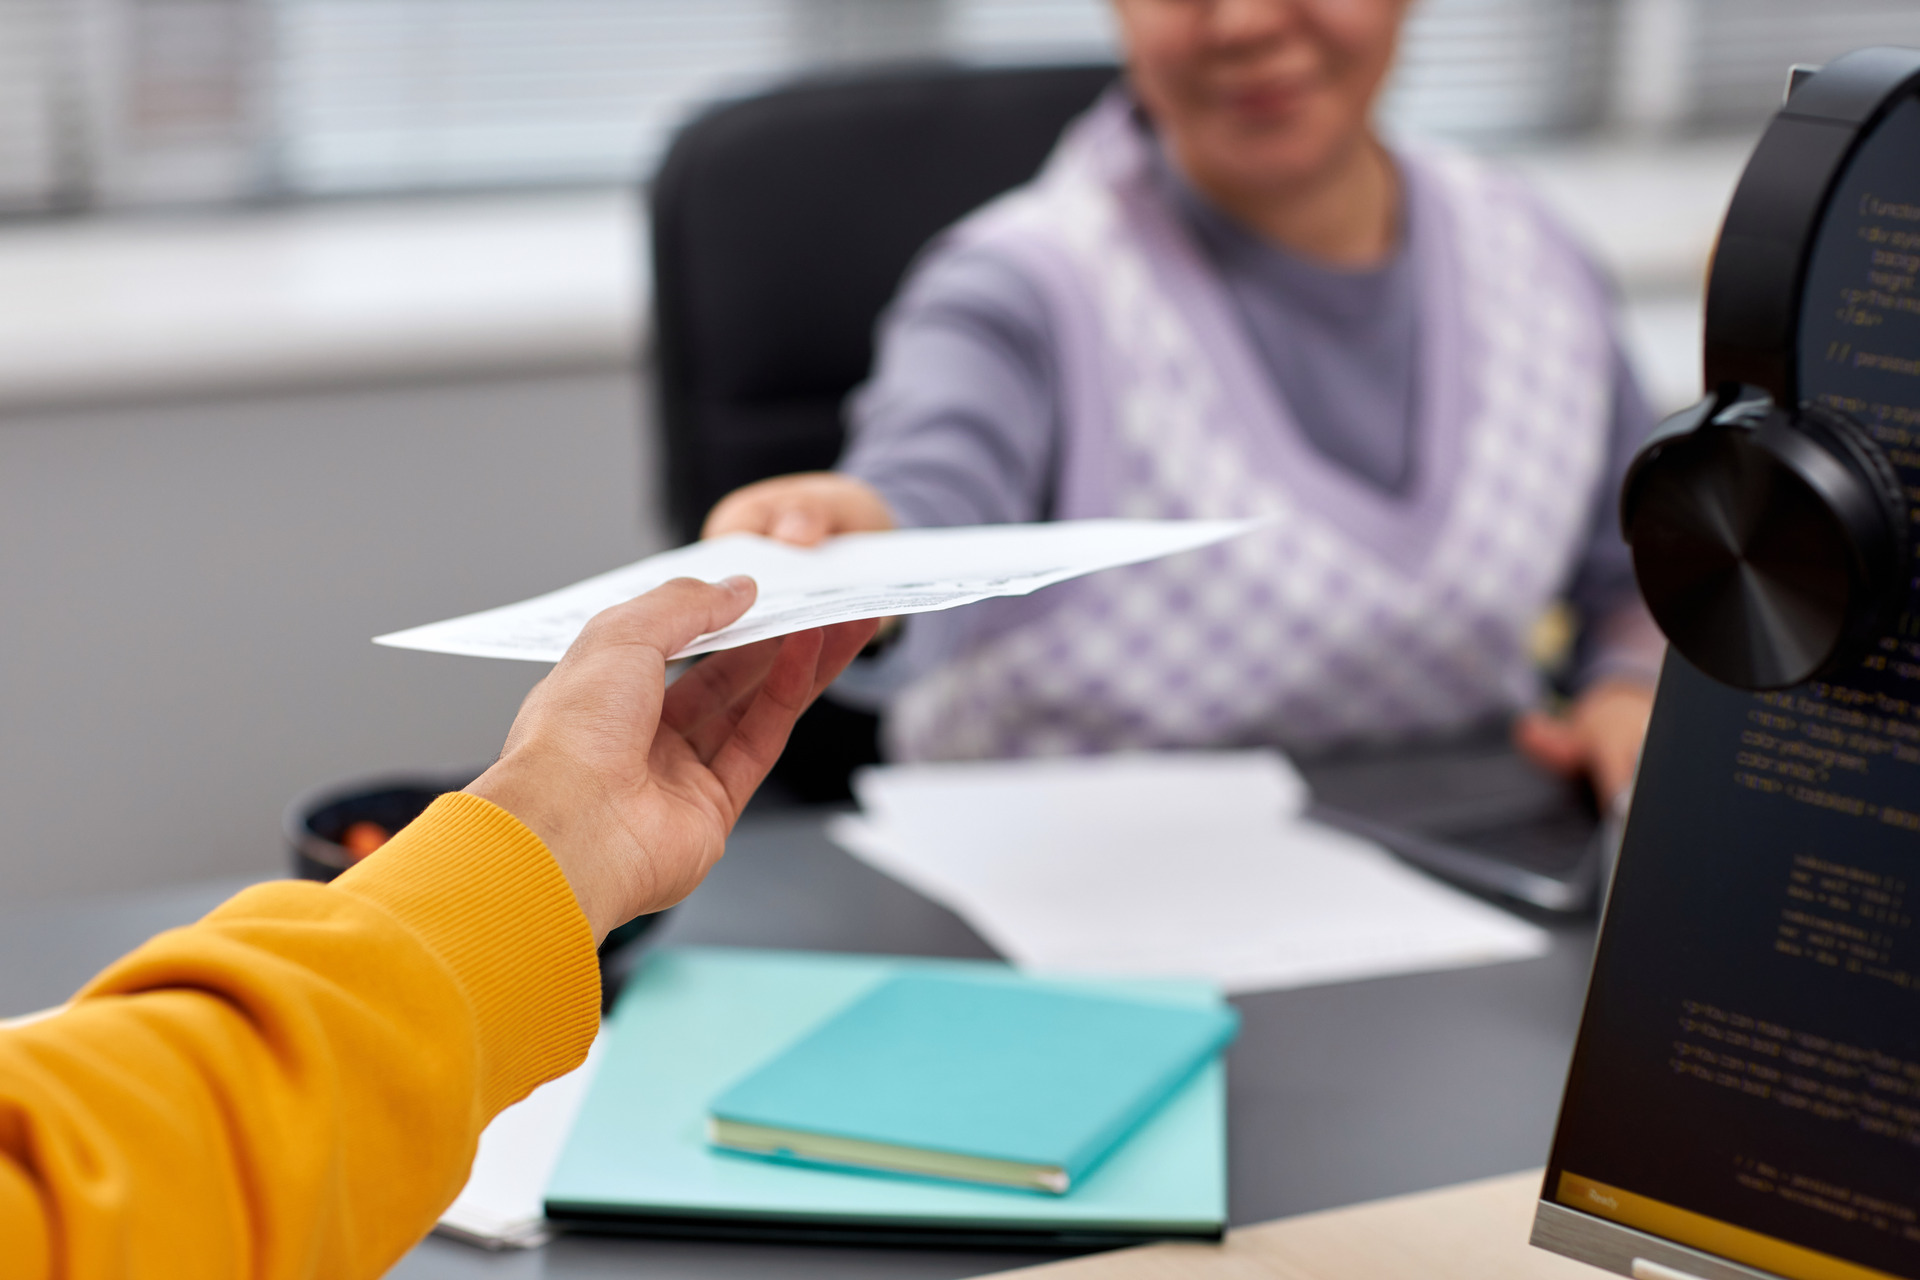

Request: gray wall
left=0, top=369, right=663, bottom=903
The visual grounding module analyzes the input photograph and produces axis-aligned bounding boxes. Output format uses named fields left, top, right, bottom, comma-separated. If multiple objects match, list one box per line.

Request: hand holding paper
left=375, top=519, right=1259, bottom=663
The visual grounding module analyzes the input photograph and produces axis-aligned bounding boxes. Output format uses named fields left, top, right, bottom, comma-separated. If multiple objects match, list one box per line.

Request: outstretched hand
left=701, top=472, right=896, bottom=546
left=466, top=576, right=877, bottom=943
left=1513, top=679, right=1655, bottom=812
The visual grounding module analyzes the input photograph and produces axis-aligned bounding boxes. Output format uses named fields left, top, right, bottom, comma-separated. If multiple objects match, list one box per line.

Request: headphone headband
left=1704, top=47, right=1920, bottom=400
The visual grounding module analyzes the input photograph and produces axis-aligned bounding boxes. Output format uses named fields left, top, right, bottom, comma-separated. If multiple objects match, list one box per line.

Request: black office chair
left=648, top=62, right=1118, bottom=802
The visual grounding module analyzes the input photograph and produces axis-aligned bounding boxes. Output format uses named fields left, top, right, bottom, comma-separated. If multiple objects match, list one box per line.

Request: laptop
left=1298, top=720, right=1617, bottom=915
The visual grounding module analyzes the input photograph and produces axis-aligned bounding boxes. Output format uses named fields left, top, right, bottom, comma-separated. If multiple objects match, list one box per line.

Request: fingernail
left=722, top=574, right=754, bottom=592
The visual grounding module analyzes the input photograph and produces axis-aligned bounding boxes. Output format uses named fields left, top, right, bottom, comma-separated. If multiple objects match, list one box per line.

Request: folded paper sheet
left=830, top=753, right=1549, bottom=996
left=376, top=519, right=1259, bottom=662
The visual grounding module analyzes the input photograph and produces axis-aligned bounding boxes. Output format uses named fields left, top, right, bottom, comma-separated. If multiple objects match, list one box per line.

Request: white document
left=436, top=1033, right=604, bottom=1250
left=375, top=519, right=1258, bottom=662
left=831, top=753, right=1548, bottom=996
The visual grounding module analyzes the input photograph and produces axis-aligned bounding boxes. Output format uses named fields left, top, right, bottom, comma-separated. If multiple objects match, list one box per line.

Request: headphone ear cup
left=1622, top=392, right=1909, bottom=690
left=1795, top=402, right=1910, bottom=602
left=1781, top=404, right=1904, bottom=637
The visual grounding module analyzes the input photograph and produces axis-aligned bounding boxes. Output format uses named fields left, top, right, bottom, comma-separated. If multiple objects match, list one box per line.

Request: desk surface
left=989, top=1170, right=1595, bottom=1280
left=0, top=809, right=1598, bottom=1280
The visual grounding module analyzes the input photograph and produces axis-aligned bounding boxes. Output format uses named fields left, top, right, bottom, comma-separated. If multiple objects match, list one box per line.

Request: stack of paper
left=436, top=1035, right=604, bottom=1249
left=375, top=519, right=1259, bottom=662
left=830, top=752, right=1549, bottom=996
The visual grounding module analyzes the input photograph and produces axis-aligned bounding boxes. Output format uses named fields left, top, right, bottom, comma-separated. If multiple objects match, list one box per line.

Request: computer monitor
left=1538, top=48, right=1920, bottom=1280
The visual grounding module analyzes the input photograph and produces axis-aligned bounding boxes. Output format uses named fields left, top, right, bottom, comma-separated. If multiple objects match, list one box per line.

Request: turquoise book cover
left=709, top=971, right=1238, bottom=1191
left=543, top=948, right=1233, bottom=1245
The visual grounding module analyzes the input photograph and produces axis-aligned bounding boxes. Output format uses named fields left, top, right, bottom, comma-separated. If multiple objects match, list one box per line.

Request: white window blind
left=23, top=0, right=1920, bottom=211
left=947, top=0, right=1116, bottom=60
left=81, top=0, right=264, bottom=205
left=0, top=0, right=69, bottom=212
left=269, top=0, right=791, bottom=194
left=1690, top=0, right=1920, bottom=128
left=1381, top=0, right=1613, bottom=141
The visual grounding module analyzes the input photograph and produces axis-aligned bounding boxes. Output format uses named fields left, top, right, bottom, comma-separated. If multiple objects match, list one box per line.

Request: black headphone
left=1619, top=48, right=1920, bottom=692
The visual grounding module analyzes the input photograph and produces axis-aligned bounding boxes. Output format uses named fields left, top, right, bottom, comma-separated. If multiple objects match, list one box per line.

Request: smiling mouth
left=1216, top=79, right=1319, bottom=117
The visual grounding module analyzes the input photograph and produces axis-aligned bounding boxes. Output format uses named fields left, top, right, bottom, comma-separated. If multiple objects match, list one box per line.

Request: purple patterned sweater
left=838, top=93, right=1663, bottom=761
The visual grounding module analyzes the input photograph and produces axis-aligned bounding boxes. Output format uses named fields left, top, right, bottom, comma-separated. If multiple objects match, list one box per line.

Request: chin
left=1203, top=115, right=1349, bottom=189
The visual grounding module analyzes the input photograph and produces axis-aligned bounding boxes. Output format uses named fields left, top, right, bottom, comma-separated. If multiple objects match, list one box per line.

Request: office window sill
left=0, top=189, right=644, bottom=413
left=0, top=137, right=1740, bottom=418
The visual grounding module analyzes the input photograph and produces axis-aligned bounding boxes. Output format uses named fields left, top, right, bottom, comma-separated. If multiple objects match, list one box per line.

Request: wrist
left=329, top=792, right=601, bottom=1113
left=465, top=760, right=621, bottom=946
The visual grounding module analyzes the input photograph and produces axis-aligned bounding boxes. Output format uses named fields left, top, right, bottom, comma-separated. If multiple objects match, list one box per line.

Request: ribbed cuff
left=332, top=792, right=600, bottom=1117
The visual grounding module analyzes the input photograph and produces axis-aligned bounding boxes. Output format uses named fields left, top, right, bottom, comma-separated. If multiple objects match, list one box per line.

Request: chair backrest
left=649, top=61, right=1118, bottom=544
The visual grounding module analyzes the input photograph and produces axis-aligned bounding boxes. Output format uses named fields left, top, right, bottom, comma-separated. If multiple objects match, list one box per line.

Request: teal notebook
left=708, top=972, right=1237, bottom=1193
left=544, top=947, right=1232, bottom=1246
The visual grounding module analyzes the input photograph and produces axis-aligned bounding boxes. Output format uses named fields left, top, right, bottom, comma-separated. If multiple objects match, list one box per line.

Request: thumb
left=570, top=575, right=758, bottom=667
left=770, top=506, right=829, bottom=546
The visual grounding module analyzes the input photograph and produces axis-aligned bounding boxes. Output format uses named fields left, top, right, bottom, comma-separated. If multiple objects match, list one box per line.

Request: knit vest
left=886, top=98, right=1614, bottom=761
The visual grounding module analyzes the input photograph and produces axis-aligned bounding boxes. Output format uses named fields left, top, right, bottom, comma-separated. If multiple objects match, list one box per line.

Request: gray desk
left=0, top=811, right=1597, bottom=1280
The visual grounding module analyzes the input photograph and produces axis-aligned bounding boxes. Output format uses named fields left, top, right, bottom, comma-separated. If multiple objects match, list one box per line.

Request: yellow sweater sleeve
left=0, top=792, right=601, bottom=1279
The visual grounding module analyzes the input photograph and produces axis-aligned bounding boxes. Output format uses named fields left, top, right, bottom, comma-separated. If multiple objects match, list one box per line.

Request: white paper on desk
left=374, top=519, right=1259, bottom=662
left=831, top=753, right=1549, bottom=996
left=436, top=1033, right=604, bottom=1250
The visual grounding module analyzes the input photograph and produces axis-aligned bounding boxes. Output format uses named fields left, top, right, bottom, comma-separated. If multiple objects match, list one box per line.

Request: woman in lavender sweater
left=706, top=0, right=1663, bottom=805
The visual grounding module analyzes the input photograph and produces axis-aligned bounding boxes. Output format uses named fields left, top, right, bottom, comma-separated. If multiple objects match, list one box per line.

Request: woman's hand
left=466, top=576, right=878, bottom=943
left=702, top=472, right=897, bottom=546
left=1513, top=680, right=1656, bottom=811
